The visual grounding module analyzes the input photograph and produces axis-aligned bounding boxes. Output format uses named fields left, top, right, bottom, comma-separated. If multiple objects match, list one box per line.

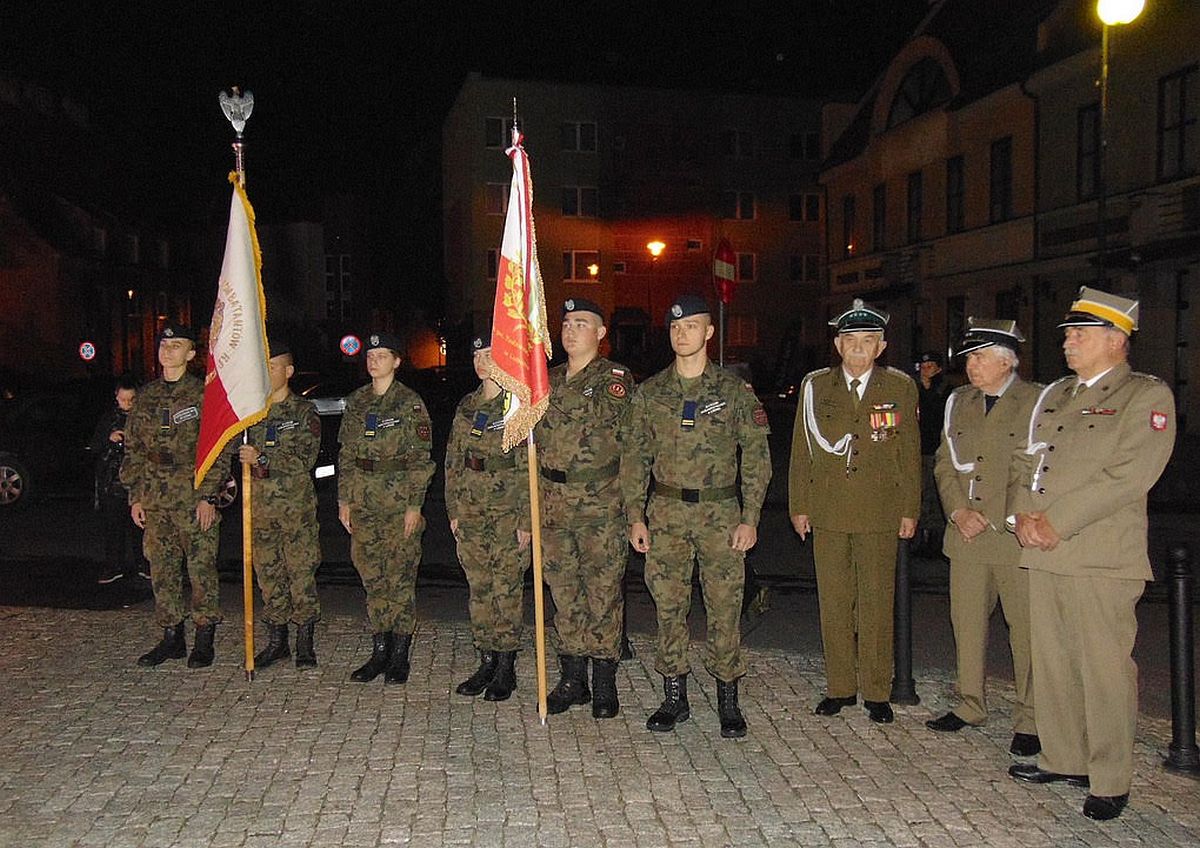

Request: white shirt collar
left=842, top=367, right=873, bottom=398
left=1080, top=366, right=1115, bottom=389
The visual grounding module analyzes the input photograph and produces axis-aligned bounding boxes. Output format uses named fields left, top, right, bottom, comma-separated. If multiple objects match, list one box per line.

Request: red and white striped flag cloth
left=194, top=174, right=271, bottom=487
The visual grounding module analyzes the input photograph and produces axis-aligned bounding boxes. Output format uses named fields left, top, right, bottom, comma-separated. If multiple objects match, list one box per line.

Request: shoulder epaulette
left=1131, top=371, right=1166, bottom=384
left=884, top=365, right=915, bottom=381
left=805, top=367, right=832, bottom=380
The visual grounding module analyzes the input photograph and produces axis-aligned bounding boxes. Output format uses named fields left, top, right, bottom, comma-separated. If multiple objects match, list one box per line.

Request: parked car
left=0, top=379, right=111, bottom=508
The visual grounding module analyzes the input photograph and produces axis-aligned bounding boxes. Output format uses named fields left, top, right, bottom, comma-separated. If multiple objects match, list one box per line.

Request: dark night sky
left=1, top=0, right=929, bottom=305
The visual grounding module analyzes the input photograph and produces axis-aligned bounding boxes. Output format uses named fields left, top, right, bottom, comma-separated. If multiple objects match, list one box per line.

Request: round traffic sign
left=340, top=334, right=362, bottom=356
left=79, top=341, right=97, bottom=361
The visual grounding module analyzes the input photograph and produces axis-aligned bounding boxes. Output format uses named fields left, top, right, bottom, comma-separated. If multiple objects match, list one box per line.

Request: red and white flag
left=714, top=237, right=737, bottom=305
left=489, top=129, right=552, bottom=451
left=194, top=174, right=271, bottom=487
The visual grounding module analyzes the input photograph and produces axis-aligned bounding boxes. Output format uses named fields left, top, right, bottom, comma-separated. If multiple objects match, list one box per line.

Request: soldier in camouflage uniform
left=537, top=297, right=633, bottom=718
left=445, top=334, right=531, bottom=701
left=236, top=337, right=323, bottom=670
left=621, top=294, right=772, bottom=738
left=120, top=323, right=228, bottom=668
left=337, top=331, right=435, bottom=684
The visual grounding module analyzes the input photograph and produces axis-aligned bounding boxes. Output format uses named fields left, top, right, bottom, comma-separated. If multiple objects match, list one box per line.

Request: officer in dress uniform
left=236, top=334, right=323, bottom=670
left=789, top=299, right=920, bottom=724
left=337, top=332, right=435, bottom=684
left=926, top=319, right=1040, bottom=758
left=445, top=333, right=531, bottom=701
left=120, top=323, right=228, bottom=668
left=537, top=297, right=633, bottom=718
left=1007, top=288, right=1175, bottom=821
left=621, top=294, right=771, bottom=738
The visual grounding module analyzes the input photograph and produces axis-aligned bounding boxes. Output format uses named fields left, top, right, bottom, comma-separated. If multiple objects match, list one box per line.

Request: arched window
left=887, top=58, right=952, bottom=128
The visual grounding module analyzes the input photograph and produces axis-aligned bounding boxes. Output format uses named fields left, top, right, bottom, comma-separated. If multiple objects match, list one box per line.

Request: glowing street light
left=646, top=240, right=665, bottom=259
left=586, top=262, right=600, bottom=278
left=1097, top=0, right=1144, bottom=25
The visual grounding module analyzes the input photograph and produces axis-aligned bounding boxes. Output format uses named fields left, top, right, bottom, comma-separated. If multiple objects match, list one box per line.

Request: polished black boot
left=350, top=632, right=393, bottom=682
left=483, top=651, right=517, bottom=702
left=646, top=674, right=690, bottom=732
left=254, top=623, right=290, bottom=669
left=545, top=655, right=591, bottom=714
left=457, top=651, right=498, bottom=696
left=717, top=679, right=748, bottom=738
left=137, top=623, right=186, bottom=667
left=187, top=623, right=216, bottom=668
left=384, top=633, right=413, bottom=684
left=591, top=658, right=620, bottom=719
left=295, top=622, right=318, bottom=668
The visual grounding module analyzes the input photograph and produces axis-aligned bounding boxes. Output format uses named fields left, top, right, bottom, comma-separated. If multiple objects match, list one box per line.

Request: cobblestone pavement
left=1, top=605, right=1198, bottom=848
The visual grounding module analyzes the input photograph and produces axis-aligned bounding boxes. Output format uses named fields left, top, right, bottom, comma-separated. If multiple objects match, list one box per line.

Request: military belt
left=652, top=478, right=737, bottom=504
left=354, top=457, right=404, bottom=472
left=147, top=449, right=176, bottom=466
left=464, top=452, right=516, bottom=472
left=538, top=459, right=619, bottom=485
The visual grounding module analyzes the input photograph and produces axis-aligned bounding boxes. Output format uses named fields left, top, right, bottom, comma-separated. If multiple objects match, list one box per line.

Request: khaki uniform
left=243, top=393, right=322, bottom=626
left=337, top=380, right=435, bottom=635
left=789, top=366, right=920, bottom=702
left=935, top=378, right=1041, bottom=731
left=444, top=388, right=530, bottom=652
left=537, top=357, right=633, bottom=660
left=120, top=373, right=225, bottom=627
left=1008, top=362, right=1175, bottom=796
left=620, top=363, right=771, bottom=682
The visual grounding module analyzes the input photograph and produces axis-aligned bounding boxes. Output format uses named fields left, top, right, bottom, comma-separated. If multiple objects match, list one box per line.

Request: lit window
left=563, top=249, right=601, bottom=281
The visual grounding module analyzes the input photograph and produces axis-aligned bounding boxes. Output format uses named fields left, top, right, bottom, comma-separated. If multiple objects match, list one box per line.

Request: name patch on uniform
left=376, top=417, right=400, bottom=430
left=699, top=400, right=726, bottom=415
left=1151, top=410, right=1169, bottom=431
left=486, top=419, right=506, bottom=431
left=470, top=412, right=488, bottom=438
left=680, top=400, right=697, bottom=430
left=172, top=406, right=199, bottom=424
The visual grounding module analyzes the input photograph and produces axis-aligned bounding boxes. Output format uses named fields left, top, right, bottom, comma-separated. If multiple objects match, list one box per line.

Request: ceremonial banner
left=489, top=129, right=552, bottom=452
left=194, top=173, right=271, bottom=487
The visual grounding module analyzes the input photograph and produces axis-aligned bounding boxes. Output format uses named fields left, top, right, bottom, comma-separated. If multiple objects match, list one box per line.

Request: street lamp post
left=1096, top=0, right=1145, bottom=285
left=646, top=240, right=665, bottom=330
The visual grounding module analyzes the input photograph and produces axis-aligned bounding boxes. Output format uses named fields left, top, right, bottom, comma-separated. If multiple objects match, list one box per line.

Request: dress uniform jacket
left=444, top=387, right=530, bottom=652
left=1008, top=361, right=1175, bottom=797
left=934, top=377, right=1041, bottom=731
left=788, top=365, right=920, bottom=702
left=788, top=366, right=920, bottom=529
left=242, top=392, right=322, bottom=626
left=936, top=378, right=1042, bottom=564
left=120, top=372, right=225, bottom=627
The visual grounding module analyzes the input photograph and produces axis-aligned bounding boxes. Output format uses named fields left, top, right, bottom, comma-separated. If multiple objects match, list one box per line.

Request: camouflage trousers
left=142, top=504, right=222, bottom=627
left=350, top=510, right=424, bottom=634
left=252, top=516, right=321, bottom=626
left=643, top=497, right=746, bottom=682
left=541, top=517, right=627, bottom=660
left=455, top=513, right=530, bottom=652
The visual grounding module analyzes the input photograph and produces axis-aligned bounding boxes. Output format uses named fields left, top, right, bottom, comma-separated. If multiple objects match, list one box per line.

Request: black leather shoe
left=590, top=658, right=620, bottom=719
left=865, top=700, right=894, bottom=723
left=384, top=633, right=413, bottom=684
left=350, top=632, right=393, bottom=682
left=1083, top=793, right=1128, bottom=821
left=1008, top=763, right=1089, bottom=787
left=716, top=680, right=747, bottom=738
left=646, top=674, right=689, bottom=732
left=546, top=655, right=591, bottom=715
left=926, top=712, right=969, bottom=732
left=457, top=651, right=498, bottom=696
left=137, top=623, right=186, bottom=667
left=295, top=621, right=318, bottom=668
left=187, top=623, right=216, bottom=668
left=1010, top=733, right=1041, bottom=757
left=253, top=623, right=290, bottom=669
left=483, top=651, right=516, bottom=702
left=814, top=695, right=856, bottom=716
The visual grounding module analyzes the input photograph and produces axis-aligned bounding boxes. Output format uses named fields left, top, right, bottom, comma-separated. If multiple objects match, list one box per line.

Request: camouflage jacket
left=535, top=356, right=633, bottom=526
left=119, top=372, right=225, bottom=507
left=444, top=386, right=529, bottom=522
left=241, top=392, right=321, bottom=523
left=620, top=361, right=771, bottom=527
left=337, top=379, right=434, bottom=512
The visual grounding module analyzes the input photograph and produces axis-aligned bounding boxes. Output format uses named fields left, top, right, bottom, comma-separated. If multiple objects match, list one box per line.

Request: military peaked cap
left=829, top=298, right=888, bottom=333
left=1059, top=286, right=1139, bottom=336
left=956, top=317, right=1025, bottom=356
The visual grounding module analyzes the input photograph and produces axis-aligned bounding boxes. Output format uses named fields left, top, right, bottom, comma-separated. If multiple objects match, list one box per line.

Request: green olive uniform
left=243, top=392, right=322, bottom=626
left=445, top=388, right=530, bottom=652
left=537, top=358, right=633, bottom=660
left=789, top=365, right=920, bottom=702
left=120, top=372, right=225, bottom=628
left=621, top=363, right=771, bottom=682
left=337, top=380, right=434, bottom=635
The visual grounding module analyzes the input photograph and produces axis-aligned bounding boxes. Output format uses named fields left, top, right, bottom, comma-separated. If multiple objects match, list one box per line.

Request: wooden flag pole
left=526, top=434, right=549, bottom=722
left=241, top=452, right=255, bottom=680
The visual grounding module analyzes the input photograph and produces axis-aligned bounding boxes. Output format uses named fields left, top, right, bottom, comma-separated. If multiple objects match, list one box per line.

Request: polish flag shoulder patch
left=1150, top=410, right=1169, bottom=431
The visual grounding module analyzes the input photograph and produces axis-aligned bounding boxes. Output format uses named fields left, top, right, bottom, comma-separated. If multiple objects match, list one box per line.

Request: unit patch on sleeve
left=1151, top=410, right=1169, bottom=431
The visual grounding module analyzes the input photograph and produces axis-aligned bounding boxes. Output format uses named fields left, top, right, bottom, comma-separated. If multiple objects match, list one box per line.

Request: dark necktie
left=984, top=395, right=999, bottom=415
left=849, top=378, right=861, bottom=407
